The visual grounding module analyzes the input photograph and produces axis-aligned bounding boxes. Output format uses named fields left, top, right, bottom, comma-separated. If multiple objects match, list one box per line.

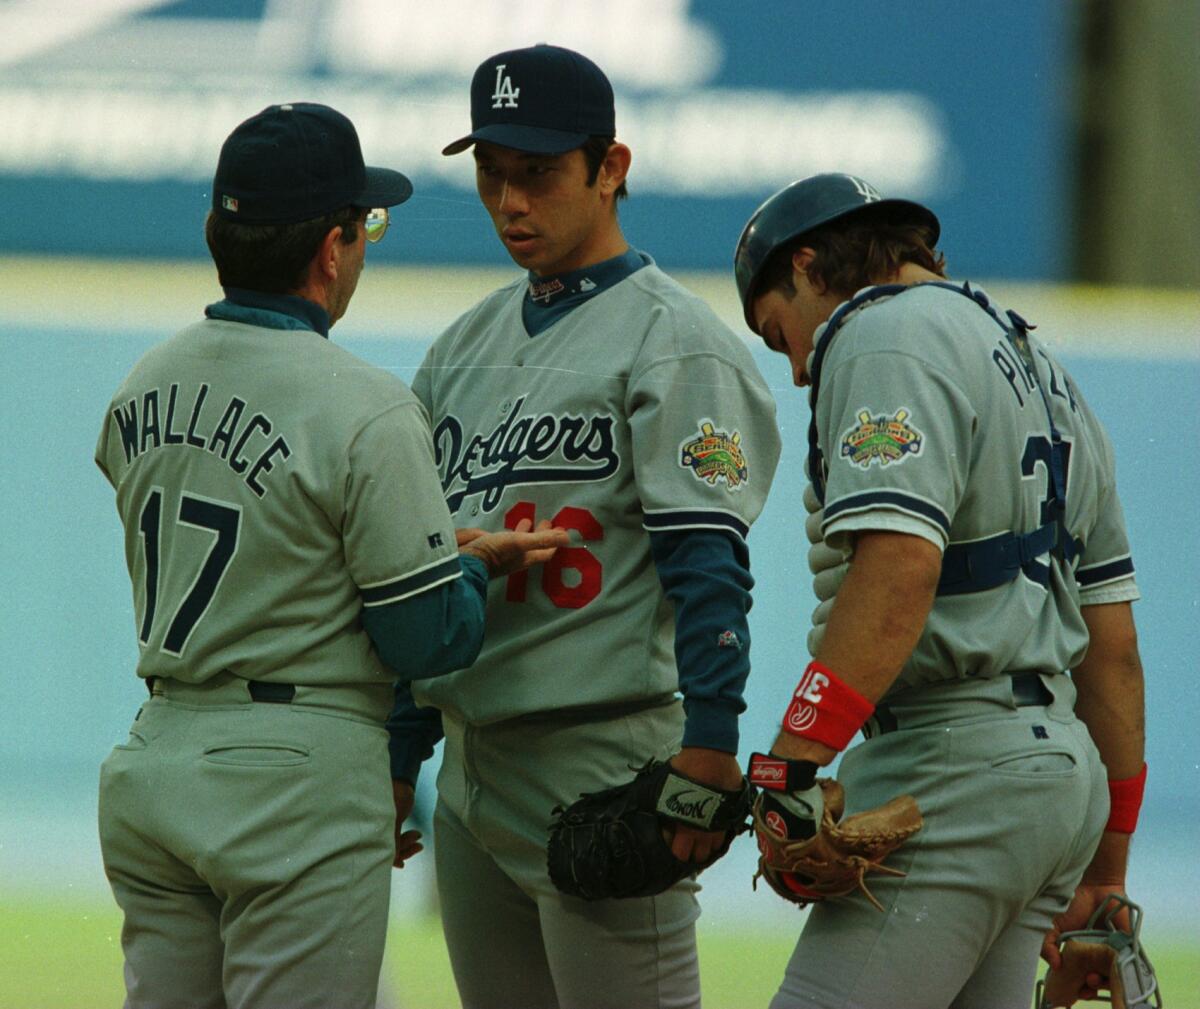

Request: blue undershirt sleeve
left=648, top=528, right=754, bottom=754
left=361, top=554, right=489, bottom=681
left=386, top=683, right=444, bottom=784
left=362, top=553, right=488, bottom=782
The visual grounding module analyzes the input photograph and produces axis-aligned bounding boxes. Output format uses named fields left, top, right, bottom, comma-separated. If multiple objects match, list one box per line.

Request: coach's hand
left=665, top=747, right=746, bottom=863
left=458, top=518, right=569, bottom=578
left=391, top=779, right=424, bottom=869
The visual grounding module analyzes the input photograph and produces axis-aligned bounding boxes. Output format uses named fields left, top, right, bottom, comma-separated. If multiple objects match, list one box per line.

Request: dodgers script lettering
left=433, top=396, right=620, bottom=513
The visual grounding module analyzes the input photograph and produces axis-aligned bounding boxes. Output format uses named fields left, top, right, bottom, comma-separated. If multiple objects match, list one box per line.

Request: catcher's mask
left=1036, top=894, right=1162, bottom=1009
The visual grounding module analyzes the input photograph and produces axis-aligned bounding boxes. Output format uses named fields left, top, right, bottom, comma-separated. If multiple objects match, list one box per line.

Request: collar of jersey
left=522, top=247, right=649, bottom=337
left=205, top=287, right=331, bottom=338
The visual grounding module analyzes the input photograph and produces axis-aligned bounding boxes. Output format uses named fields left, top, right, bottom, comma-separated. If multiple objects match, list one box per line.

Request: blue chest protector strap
left=807, top=281, right=1079, bottom=596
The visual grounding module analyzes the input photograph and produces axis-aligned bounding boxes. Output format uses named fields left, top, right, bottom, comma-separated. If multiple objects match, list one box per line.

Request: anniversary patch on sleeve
left=839, top=408, right=924, bottom=469
left=679, top=421, right=749, bottom=490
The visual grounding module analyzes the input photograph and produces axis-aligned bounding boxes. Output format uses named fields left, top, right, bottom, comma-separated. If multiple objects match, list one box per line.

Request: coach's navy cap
left=213, top=102, right=413, bottom=224
left=442, top=44, right=615, bottom=156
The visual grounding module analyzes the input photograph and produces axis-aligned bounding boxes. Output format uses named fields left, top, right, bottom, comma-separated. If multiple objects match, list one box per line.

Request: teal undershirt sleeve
left=362, top=554, right=488, bottom=781
left=648, top=528, right=754, bottom=754
left=361, top=553, right=488, bottom=681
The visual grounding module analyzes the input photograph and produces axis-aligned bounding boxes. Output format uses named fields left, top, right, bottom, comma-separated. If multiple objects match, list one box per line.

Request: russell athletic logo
left=785, top=665, right=830, bottom=733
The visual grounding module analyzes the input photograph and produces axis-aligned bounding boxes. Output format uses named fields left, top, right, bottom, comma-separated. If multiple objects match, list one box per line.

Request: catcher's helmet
left=733, top=173, right=939, bottom=333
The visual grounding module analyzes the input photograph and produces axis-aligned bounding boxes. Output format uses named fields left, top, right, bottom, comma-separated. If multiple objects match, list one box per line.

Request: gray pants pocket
left=201, top=744, right=311, bottom=767
left=989, top=748, right=1077, bottom=778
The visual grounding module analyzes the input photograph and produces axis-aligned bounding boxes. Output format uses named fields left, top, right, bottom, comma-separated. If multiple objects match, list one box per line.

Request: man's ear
left=598, top=142, right=632, bottom=198
left=316, top=225, right=344, bottom=281
left=791, top=247, right=824, bottom=294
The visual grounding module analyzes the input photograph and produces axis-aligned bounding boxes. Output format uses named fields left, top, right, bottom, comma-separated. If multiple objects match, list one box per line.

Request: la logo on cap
left=221, top=195, right=239, bottom=212
left=491, top=64, right=519, bottom=109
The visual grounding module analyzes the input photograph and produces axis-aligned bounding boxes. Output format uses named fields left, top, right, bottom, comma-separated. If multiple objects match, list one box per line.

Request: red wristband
left=1105, top=763, right=1147, bottom=834
left=781, top=661, right=875, bottom=752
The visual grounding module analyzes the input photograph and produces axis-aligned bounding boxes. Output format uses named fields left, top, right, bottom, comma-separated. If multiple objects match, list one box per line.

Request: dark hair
left=581, top=135, right=629, bottom=200
left=205, top=207, right=361, bottom=293
left=758, top=206, right=945, bottom=302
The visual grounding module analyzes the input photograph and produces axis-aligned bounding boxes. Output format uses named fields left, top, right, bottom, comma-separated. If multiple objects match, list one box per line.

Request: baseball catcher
left=748, top=752, right=923, bottom=911
left=1037, top=895, right=1163, bottom=1009
left=547, top=759, right=754, bottom=900
left=729, top=173, right=1149, bottom=1008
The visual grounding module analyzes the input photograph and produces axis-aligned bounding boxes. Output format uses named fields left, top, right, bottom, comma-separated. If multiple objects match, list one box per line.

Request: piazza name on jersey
left=991, top=338, right=1078, bottom=413
left=110, top=383, right=291, bottom=498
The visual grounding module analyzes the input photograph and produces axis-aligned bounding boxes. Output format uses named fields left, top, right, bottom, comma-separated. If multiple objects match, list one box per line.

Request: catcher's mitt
left=752, top=778, right=922, bottom=911
left=547, top=759, right=753, bottom=900
left=1037, top=895, right=1162, bottom=1009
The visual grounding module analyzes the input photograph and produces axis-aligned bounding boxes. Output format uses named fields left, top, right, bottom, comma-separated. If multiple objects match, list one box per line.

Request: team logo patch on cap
left=221, top=195, right=239, bottom=212
left=491, top=63, right=520, bottom=108
left=840, top=408, right=923, bottom=469
left=680, top=421, right=748, bottom=490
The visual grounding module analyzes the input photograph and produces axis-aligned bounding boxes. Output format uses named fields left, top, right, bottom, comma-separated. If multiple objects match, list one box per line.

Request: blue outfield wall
left=0, top=1, right=1071, bottom=278
left=1, top=306, right=1197, bottom=920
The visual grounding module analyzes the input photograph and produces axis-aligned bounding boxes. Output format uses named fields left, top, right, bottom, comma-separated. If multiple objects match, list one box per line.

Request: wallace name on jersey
left=432, top=395, right=620, bottom=514
left=109, top=382, right=292, bottom=498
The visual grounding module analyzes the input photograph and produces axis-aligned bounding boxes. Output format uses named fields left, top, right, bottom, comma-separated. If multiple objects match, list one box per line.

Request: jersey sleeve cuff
left=643, top=508, right=750, bottom=541
left=823, top=510, right=947, bottom=554
left=361, top=554, right=462, bottom=608
left=822, top=490, right=950, bottom=550
left=680, top=697, right=740, bottom=754
left=1076, top=554, right=1135, bottom=590
left=1079, top=574, right=1140, bottom=607
left=389, top=741, right=424, bottom=785
left=458, top=552, right=489, bottom=591
left=388, top=724, right=441, bottom=784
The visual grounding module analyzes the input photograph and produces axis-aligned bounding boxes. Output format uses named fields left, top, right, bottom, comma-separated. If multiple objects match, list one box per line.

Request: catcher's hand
left=751, top=767, right=922, bottom=912
left=546, top=759, right=753, bottom=901
left=1036, top=894, right=1162, bottom=1009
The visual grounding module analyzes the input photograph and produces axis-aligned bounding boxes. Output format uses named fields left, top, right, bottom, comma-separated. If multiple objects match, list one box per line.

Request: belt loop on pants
left=861, top=672, right=1055, bottom=740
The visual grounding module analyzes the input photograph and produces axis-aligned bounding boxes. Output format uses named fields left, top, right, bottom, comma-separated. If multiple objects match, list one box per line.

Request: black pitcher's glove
left=547, top=759, right=753, bottom=900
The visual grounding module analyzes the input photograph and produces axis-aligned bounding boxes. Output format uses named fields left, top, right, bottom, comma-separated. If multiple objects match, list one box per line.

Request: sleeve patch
left=679, top=420, right=748, bottom=491
left=840, top=407, right=924, bottom=469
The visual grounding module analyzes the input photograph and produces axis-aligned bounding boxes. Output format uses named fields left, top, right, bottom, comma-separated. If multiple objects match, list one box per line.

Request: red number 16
left=504, top=501, right=603, bottom=609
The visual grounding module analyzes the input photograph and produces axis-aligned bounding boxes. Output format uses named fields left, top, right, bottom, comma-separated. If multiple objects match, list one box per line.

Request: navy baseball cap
left=213, top=103, right=413, bottom=224
left=442, top=44, right=615, bottom=156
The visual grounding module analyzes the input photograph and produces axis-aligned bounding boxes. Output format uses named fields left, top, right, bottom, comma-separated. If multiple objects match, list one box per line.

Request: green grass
left=2, top=897, right=1194, bottom=1008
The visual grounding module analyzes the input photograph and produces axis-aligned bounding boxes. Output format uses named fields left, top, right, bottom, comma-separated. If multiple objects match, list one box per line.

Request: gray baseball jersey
left=808, top=282, right=1138, bottom=693
left=95, top=317, right=463, bottom=686
left=410, top=260, right=781, bottom=723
